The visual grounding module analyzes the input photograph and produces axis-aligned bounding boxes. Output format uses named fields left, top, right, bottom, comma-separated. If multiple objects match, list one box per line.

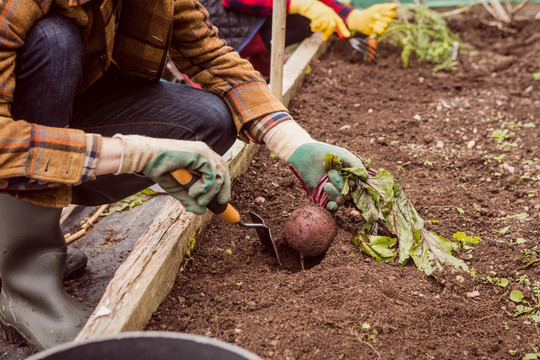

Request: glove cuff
left=264, top=121, right=314, bottom=161
left=113, top=134, right=158, bottom=175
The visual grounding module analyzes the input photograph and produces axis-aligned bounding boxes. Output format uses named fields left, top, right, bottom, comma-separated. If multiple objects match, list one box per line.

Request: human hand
left=264, top=121, right=367, bottom=211
left=288, top=143, right=368, bottom=211
left=346, top=4, right=397, bottom=35
left=114, top=134, right=230, bottom=215
left=289, top=0, right=351, bottom=41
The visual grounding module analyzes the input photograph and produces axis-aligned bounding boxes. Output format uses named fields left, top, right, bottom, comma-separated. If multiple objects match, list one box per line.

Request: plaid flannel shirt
left=223, top=0, right=354, bottom=20
left=0, top=0, right=287, bottom=207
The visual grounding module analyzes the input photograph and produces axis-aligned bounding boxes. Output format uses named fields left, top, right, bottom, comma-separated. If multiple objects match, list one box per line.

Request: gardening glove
left=113, top=134, right=230, bottom=215
left=346, top=4, right=397, bottom=35
left=264, top=121, right=368, bottom=212
left=289, top=0, right=351, bottom=41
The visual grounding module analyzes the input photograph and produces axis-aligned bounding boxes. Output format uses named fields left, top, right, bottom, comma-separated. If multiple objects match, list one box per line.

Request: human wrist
left=95, top=137, right=123, bottom=176
left=264, top=121, right=314, bottom=161
left=112, top=134, right=161, bottom=175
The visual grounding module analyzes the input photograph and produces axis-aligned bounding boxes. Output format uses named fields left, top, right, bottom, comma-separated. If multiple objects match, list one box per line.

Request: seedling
left=481, top=271, right=509, bottom=288
left=378, top=5, right=470, bottom=73
left=184, top=233, right=196, bottom=264
left=510, top=282, right=540, bottom=326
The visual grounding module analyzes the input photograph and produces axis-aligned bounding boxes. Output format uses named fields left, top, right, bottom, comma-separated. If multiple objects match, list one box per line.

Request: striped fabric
left=0, top=0, right=288, bottom=207
left=223, top=0, right=354, bottom=20
left=244, top=111, right=292, bottom=143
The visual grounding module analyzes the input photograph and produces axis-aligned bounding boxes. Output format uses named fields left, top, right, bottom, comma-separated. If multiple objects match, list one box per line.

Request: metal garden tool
left=171, top=169, right=282, bottom=268
left=338, top=31, right=377, bottom=61
left=347, top=35, right=377, bottom=61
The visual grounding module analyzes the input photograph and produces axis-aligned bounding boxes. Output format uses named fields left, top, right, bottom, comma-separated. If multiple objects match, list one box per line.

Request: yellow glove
left=346, top=3, right=397, bottom=36
left=289, top=0, right=351, bottom=41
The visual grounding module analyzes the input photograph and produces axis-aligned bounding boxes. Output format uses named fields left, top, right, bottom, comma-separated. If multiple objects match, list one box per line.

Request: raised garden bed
left=146, top=10, right=540, bottom=360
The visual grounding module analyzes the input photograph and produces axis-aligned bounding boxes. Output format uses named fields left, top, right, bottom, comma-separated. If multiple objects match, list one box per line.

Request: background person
left=198, top=0, right=397, bottom=76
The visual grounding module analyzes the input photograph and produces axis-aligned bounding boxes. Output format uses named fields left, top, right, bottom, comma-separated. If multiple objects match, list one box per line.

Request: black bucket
left=26, top=332, right=262, bottom=360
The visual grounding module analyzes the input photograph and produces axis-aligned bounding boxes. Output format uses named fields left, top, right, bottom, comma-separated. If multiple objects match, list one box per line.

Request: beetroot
left=284, top=203, right=336, bottom=259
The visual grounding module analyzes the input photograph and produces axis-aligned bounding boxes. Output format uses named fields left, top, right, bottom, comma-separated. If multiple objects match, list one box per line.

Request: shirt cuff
left=3, top=133, right=101, bottom=191
left=78, top=133, right=101, bottom=184
left=243, top=112, right=294, bottom=144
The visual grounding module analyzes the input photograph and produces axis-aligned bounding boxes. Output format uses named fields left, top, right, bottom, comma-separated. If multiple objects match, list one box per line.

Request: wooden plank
left=76, top=34, right=328, bottom=341
left=269, top=0, right=287, bottom=101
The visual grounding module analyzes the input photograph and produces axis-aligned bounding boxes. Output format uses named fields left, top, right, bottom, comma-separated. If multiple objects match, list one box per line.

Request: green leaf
left=453, top=232, right=481, bottom=248
left=353, top=233, right=397, bottom=262
left=533, top=71, right=540, bottom=81
left=498, top=278, right=509, bottom=287
left=226, top=249, right=232, bottom=255
left=339, top=125, right=351, bottom=131
left=490, top=129, right=509, bottom=143
left=473, top=203, right=481, bottom=211
left=333, top=153, right=468, bottom=276
left=524, top=122, right=536, bottom=129
left=456, top=207, right=465, bottom=215
left=510, top=290, right=524, bottom=302
left=504, top=213, right=529, bottom=220
left=409, top=229, right=468, bottom=276
left=498, top=226, right=510, bottom=235
left=102, top=189, right=157, bottom=215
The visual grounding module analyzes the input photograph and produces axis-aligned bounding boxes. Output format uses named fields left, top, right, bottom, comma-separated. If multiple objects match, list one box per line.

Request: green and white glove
left=264, top=121, right=368, bottom=211
left=113, top=134, right=230, bottom=215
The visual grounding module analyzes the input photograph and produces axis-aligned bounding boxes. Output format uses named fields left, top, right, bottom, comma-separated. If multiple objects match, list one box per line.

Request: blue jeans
left=11, top=14, right=237, bottom=205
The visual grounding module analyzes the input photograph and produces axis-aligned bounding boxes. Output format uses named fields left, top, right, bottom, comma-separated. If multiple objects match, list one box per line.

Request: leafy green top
left=377, top=5, right=471, bottom=74
left=323, top=154, right=468, bottom=276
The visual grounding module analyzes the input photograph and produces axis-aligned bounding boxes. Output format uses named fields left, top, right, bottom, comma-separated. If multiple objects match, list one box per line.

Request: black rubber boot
left=0, top=194, right=92, bottom=352
left=64, top=247, right=88, bottom=281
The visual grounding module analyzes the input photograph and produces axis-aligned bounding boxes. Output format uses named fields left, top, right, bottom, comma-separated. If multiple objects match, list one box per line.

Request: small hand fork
left=347, top=36, right=377, bottom=61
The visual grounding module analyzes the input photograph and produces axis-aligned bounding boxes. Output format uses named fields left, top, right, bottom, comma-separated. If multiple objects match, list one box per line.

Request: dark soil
left=147, top=10, right=540, bottom=360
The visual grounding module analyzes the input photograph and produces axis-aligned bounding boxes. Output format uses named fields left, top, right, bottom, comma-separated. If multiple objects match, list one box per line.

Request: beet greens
left=323, top=154, right=468, bottom=276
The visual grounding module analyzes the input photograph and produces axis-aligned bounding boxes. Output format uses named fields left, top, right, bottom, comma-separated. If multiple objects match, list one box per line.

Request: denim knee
left=198, top=99, right=238, bottom=155
left=12, top=14, right=83, bottom=125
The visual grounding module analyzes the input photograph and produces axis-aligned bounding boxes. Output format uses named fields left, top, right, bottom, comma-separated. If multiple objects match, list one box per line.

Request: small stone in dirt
left=246, top=301, right=256, bottom=309
left=254, top=196, right=265, bottom=204
left=414, top=114, right=421, bottom=121
left=456, top=275, right=465, bottom=283
left=377, top=136, right=387, bottom=145
left=507, top=302, right=516, bottom=310
left=350, top=209, right=360, bottom=217
left=423, top=134, right=434, bottom=143
left=436, top=140, right=444, bottom=148
left=467, top=140, right=476, bottom=149
left=502, top=163, right=515, bottom=174
left=466, top=290, right=481, bottom=298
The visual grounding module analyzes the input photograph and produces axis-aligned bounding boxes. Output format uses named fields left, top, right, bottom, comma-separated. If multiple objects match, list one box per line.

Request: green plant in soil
left=377, top=5, right=470, bottom=74
left=509, top=281, right=540, bottom=326
left=323, top=154, right=468, bottom=276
